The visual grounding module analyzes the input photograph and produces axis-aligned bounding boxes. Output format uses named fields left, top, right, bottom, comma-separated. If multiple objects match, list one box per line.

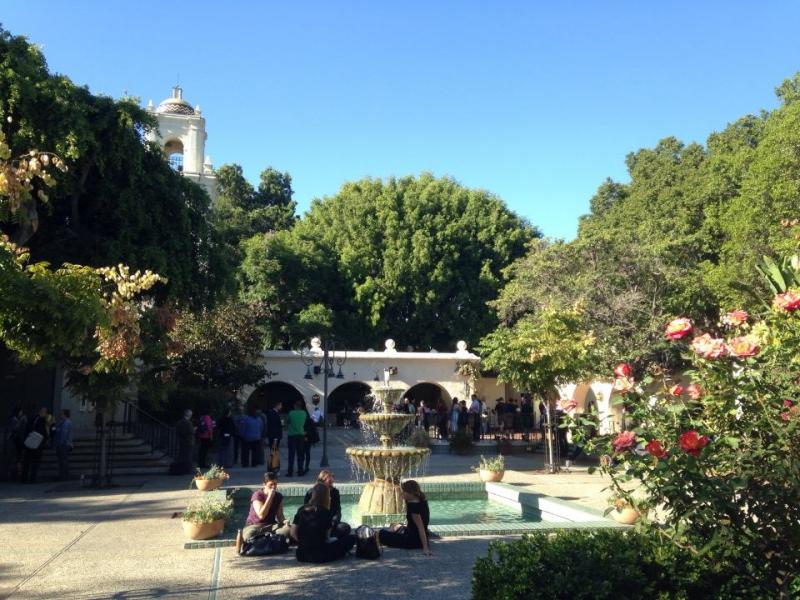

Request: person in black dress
left=293, top=483, right=355, bottom=563
left=303, top=470, right=351, bottom=537
left=379, top=480, right=433, bottom=555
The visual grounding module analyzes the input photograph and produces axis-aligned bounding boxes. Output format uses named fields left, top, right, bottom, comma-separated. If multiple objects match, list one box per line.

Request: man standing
left=285, top=400, right=306, bottom=477
left=240, top=410, right=263, bottom=468
left=171, top=409, right=195, bottom=476
left=266, top=401, right=283, bottom=472
left=254, top=409, right=268, bottom=466
left=53, top=409, right=73, bottom=481
left=469, top=394, right=482, bottom=441
left=310, top=397, right=322, bottom=426
left=21, top=407, right=48, bottom=483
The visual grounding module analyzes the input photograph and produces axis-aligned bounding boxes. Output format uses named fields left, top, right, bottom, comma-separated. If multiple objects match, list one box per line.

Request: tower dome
left=156, top=85, right=195, bottom=115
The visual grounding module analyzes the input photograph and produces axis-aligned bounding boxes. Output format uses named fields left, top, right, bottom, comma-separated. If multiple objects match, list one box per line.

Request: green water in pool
left=281, top=492, right=540, bottom=526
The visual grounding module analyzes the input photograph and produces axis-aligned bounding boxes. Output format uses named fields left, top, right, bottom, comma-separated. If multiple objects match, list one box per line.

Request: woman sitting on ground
left=303, top=469, right=351, bottom=537
left=379, top=480, right=433, bottom=555
left=293, top=483, right=356, bottom=563
left=243, top=472, right=291, bottom=540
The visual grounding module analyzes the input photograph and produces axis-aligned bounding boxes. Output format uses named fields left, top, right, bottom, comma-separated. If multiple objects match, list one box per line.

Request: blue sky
left=3, top=1, right=799, bottom=239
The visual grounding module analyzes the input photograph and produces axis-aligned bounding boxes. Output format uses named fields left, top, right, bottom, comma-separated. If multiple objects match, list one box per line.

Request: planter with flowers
left=193, top=465, right=230, bottom=491
left=473, top=454, right=505, bottom=482
left=182, top=496, right=233, bottom=540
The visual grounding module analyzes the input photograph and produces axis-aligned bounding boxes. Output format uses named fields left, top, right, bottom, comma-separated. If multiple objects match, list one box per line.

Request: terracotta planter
left=194, top=478, right=223, bottom=491
left=610, top=505, right=640, bottom=525
left=479, top=469, right=505, bottom=482
left=183, top=518, right=226, bottom=540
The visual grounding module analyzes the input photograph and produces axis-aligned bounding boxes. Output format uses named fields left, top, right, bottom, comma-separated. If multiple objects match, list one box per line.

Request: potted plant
left=182, top=496, right=233, bottom=540
left=193, top=464, right=230, bottom=491
left=607, top=494, right=640, bottom=525
left=473, top=454, right=505, bottom=482
left=449, top=430, right=474, bottom=455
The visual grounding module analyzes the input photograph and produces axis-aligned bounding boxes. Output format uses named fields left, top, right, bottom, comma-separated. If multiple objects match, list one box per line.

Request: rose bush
left=570, top=294, right=800, bottom=597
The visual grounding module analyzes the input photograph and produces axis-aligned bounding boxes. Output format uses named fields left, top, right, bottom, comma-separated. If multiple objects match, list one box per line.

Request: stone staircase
left=38, top=431, right=172, bottom=480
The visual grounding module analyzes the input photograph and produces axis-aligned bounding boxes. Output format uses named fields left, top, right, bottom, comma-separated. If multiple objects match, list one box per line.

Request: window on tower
left=163, top=139, right=184, bottom=173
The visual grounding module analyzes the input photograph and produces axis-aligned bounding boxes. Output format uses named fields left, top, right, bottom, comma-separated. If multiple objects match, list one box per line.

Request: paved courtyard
left=0, top=431, right=613, bottom=600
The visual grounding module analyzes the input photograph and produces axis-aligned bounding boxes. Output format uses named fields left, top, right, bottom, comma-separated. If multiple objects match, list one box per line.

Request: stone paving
left=0, top=430, right=614, bottom=599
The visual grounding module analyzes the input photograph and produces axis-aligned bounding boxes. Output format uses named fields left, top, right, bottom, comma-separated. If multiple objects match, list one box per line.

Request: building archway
left=246, top=381, right=303, bottom=415
left=327, top=382, right=372, bottom=426
left=404, top=382, right=451, bottom=409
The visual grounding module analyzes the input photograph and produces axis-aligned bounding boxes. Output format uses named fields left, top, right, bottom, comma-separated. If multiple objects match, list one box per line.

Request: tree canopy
left=240, top=173, right=537, bottom=349
left=491, top=74, right=800, bottom=370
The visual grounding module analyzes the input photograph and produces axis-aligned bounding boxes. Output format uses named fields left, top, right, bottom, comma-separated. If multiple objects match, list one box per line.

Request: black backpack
left=239, top=532, right=289, bottom=557
left=355, top=525, right=381, bottom=560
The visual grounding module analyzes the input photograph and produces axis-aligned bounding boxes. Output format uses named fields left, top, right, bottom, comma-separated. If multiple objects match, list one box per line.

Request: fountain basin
left=346, top=446, right=429, bottom=480
left=358, top=412, right=414, bottom=437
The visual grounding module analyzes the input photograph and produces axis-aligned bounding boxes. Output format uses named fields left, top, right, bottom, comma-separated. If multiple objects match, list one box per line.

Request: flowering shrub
left=572, top=294, right=800, bottom=596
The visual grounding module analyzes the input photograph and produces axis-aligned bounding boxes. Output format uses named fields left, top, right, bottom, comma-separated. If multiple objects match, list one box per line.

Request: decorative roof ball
left=456, top=340, right=468, bottom=352
left=385, top=339, right=396, bottom=350
left=310, top=337, right=322, bottom=350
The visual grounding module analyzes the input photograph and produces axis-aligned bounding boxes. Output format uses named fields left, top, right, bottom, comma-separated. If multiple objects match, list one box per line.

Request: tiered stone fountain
left=346, top=381, right=430, bottom=522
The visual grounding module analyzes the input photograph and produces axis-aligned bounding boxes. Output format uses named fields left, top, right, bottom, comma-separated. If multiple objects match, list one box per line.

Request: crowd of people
left=6, top=405, right=73, bottom=483
left=171, top=399, right=321, bottom=477
left=242, top=469, right=433, bottom=563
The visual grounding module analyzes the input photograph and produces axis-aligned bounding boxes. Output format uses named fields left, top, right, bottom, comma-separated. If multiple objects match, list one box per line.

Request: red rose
left=679, top=430, right=710, bottom=457
left=721, top=309, right=749, bottom=327
left=686, top=384, right=702, bottom=400
left=665, top=318, right=693, bottom=340
left=781, top=411, right=791, bottom=422
left=728, top=336, right=760, bottom=358
left=614, top=363, right=632, bottom=378
left=645, top=439, right=668, bottom=459
left=670, top=385, right=683, bottom=397
left=691, top=333, right=729, bottom=360
left=612, top=431, right=637, bottom=453
left=784, top=399, right=795, bottom=408
left=773, top=290, right=800, bottom=312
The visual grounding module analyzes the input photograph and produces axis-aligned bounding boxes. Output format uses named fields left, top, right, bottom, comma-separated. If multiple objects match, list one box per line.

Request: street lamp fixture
left=298, top=337, right=347, bottom=468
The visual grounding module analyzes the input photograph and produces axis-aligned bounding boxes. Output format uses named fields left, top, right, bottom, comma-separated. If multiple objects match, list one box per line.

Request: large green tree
left=240, top=173, right=536, bottom=349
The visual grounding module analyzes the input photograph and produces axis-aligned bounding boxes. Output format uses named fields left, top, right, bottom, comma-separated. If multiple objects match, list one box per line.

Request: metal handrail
left=120, top=400, right=178, bottom=460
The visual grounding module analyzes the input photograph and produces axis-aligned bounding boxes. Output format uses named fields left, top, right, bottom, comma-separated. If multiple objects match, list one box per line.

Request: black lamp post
left=299, top=337, right=347, bottom=468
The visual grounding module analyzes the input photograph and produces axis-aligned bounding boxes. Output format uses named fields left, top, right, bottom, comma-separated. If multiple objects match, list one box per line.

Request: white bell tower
left=145, top=86, right=218, bottom=203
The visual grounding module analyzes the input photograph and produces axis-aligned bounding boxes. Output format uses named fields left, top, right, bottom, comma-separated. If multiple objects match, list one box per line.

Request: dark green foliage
left=0, top=26, right=231, bottom=307
left=472, top=530, right=758, bottom=600
left=240, top=173, right=536, bottom=349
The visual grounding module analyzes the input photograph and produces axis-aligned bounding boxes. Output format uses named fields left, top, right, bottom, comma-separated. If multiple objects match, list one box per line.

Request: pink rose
left=773, top=291, right=800, bottom=312
left=612, top=431, right=637, bottom=453
left=665, top=318, right=693, bottom=340
left=614, top=363, right=632, bottom=378
left=691, top=333, right=729, bottom=360
left=670, top=385, right=683, bottom=397
left=721, top=309, right=749, bottom=327
left=728, top=336, right=760, bottom=358
left=679, top=430, right=710, bottom=457
left=784, top=400, right=794, bottom=408
left=686, top=384, right=702, bottom=400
